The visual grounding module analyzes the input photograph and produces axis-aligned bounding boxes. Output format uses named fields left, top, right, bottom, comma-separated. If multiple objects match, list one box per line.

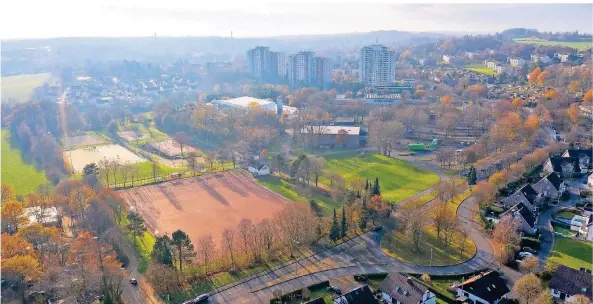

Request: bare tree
left=258, top=219, right=275, bottom=258
left=119, top=161, right=132, bottom=188
left=129, top=166, right=140, bottom=187
left=222, top=228, right=236, bottom=268
left=237, top=219, right=253, bottom=258
left=399, top=199, right=427, bottom=253
left=435, top=179, right=458, bottom=202
left=204, top=150, right=216, bottom=172
left=217, top=150, right=228, bottom=171
left=431, top=201, right=454, bottom=239
left=186, top=152, right=200, bottom=176
left=197, top=234, right=216, bottom=274
left=99, top=158, right=111, bottom=186
left=274, top=204, right=317, bottom=258
left=151, top=160, right=160, bottom=180
left=109, top=159, right=121, bottom=187
left=173, top=132, right=190, bottom=158
left=309, top=156, right=326, bottom=186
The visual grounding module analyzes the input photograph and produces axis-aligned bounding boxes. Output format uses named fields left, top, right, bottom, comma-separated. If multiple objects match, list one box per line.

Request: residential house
left=509, top=57, right=526, bottom=67
left=299, top=126, right=360, bottom=149
left=531, top=54, right=551, bottom=64
left=555, top=53, right=571, bottom=63
left=543, top=157, right=582, bottom=178
left=23, top=206, right=59, bottom=226
left=465, top=52, right=475, bottom=59
left=455, top=271, right=510, bottom=304
left=247, top=164, right=270, bottom=177
left=562, top=148, right=592, bottom=169
left=533, top=173, right=565, bottom=200
left=549, top=265, right=593, bottom=302
left=442, top=55, right=452, bottom=64
left=484, top=60, right=497, bottom=69
left=501, top=184, right=538, bottom=210
left=334, top=285, right=378, bottom=304
left=378, top=273, right=436, bottom=304
left=499, top=202, right=538, bottom=235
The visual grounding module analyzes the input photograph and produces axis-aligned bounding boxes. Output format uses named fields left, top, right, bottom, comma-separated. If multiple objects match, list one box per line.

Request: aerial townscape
left=1, top=2, right=593, bottom=304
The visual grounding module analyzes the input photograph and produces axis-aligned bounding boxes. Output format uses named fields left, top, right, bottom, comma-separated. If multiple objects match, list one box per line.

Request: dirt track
left=118, top=172, right=290, bottom=246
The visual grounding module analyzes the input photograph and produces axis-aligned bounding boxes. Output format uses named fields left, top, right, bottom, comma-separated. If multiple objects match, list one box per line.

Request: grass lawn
left=257, top=175, right=341, bottom=215
left=1, top=129, right=49, bottom=196
left=513, top=38, right=592, bottom=51
left=464, top=64, right=496, bottom=76
left=548, top=237, right=593, bottom=270
left=381, top=225, right=476, bottom=266
left=322, top=152, right=440, bottom=203
left=1, top=73, right=51, bottom=104
left=118, top=211, right=157, bottom=273
left=551, top=223, right=575, bottom=237
left=555, top=210, right=579, bottom=220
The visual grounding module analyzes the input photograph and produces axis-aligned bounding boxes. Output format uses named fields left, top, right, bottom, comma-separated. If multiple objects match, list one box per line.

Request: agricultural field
left=1, top=73, right=51, bottom=104
left=118, top=172, right=291, bottom=248
left=321, top=151, right=440, bottom=203
left=464, top=64, right=496, bottom=76
left=63, top=133, right=105, bottom=149
left=1, top=129, right=48, bottom=196
left=548, top=237, right=593, bottom=270
left=148, top=138, right=199, bottom=158
left=65, top=144, right=147, bottom=173
left=513, top=38, right=593, bottom=51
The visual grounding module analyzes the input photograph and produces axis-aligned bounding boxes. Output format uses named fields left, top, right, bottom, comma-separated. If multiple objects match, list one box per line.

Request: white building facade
left=359, top=44, right=396, bottom=87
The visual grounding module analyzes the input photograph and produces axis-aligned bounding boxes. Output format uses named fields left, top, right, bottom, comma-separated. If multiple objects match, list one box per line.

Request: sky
left=1, top=1, right=592, bottom=39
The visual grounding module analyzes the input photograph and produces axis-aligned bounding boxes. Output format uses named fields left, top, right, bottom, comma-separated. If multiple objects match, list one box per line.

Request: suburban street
left=207, top=193, right=496, bottom=304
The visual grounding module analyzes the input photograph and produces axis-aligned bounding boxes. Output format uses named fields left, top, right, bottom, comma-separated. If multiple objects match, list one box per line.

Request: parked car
left=521, top=247, right=537, bottom=254
left=354, top=275, right=368, bottom=282
left=518, top=252, right=534, bottom=259
left=129, top=278, right=138, bottom=285
left=183, top=294, right=209, bottom=304
left=327, top=286, right=342, bottom=294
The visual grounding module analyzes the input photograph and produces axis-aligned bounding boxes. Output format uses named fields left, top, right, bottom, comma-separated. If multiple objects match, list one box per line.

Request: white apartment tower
left=247, top=46, right=272, bottom=79
left=316, top=57, right=332, bottom=89
left=359, top=44, right=396, bottom=87
left=271, top=52, right=288, bottom=80
left=288, top=51, right=317, bottom=87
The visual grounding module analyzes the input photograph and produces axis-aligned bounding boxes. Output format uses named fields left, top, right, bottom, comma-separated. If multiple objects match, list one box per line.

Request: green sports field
left=322, top=151, right=440, bottom=203
left=513, top=38, right=592, bottom=51
left=1, top=73, right=51, bottom=104
left=465, top=64, right=496, bottom=76
left=1, top=129, right=48, bottom=196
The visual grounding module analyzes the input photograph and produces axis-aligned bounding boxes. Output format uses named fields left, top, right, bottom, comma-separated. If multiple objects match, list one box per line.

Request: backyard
left=1, top=73, right=51, bottom=104
left=1, top=129, right=48, bottom=196
left=257, top=175, right=340, bottom=215
left=464, top=64, right=496, bottom=76
left=321, top=151, right=440, bottom=203
left=513, top=38, right=592, bottom=51
left=380, top=190, right=475, bottom=266
left=548, top=237, right=593, bottom=270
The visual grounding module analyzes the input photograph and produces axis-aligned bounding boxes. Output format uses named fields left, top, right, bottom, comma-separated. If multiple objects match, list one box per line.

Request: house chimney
left=407, top=276, right=413, bottom=284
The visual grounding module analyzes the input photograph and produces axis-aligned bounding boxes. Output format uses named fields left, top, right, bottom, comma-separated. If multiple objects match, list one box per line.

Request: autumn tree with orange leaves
left=441, top=95, right=453, bottom=104
left=528, top=67, right=541, bottom=84
left=583, top=89, right=592, bottom=102
left=567, top=103, right=581, bottom=125
left=536, top=70, right=550, bottom=85
left=544, top=89, right=559, bottom=100
left=524, top=114, right=540, bottom=141
left=1, top=201, right=28, bottom=234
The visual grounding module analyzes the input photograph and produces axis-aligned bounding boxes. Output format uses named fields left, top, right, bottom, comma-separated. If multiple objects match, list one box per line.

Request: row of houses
left=498, top=148, right=592, bottom=236
left=308, top=271, right=510, bottom=304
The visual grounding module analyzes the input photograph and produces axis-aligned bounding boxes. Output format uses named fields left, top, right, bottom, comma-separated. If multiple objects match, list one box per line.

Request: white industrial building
left=209, top=96, right=297, bottom=115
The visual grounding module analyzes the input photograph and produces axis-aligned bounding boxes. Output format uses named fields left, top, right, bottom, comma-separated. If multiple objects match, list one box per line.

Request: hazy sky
left=1, top=1, right=592, bottom=39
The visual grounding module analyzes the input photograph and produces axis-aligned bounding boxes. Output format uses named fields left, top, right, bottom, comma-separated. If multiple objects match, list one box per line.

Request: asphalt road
left=206, top=194, right=496, bottom=304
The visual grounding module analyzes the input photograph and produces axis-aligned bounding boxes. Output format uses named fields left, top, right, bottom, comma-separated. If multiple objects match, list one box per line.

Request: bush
left=520, top=237, right=541, bottom=249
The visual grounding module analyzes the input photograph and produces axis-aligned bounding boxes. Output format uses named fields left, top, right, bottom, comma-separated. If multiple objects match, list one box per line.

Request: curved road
left=207, top=194, right=495, bottom=304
